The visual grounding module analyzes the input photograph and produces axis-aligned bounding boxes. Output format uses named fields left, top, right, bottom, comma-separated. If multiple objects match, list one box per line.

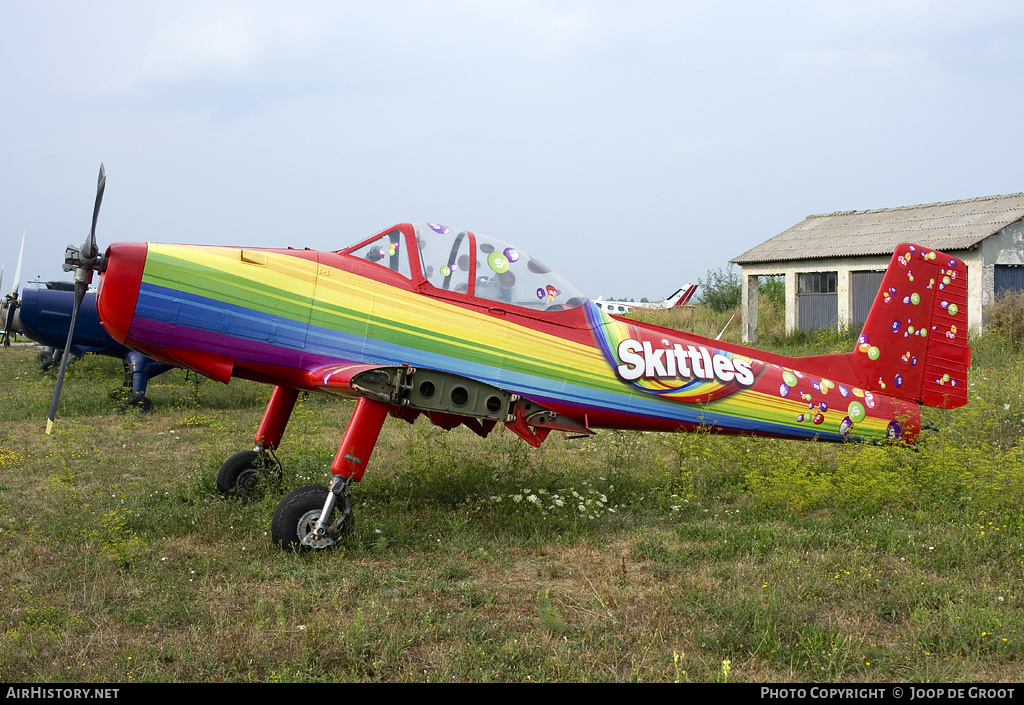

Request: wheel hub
left=298, top=510, right=335, bottom=549
left=235, top=468, right=259, bottom=498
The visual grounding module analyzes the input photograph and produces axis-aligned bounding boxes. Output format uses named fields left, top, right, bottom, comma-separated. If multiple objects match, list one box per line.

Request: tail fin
left=857, top=244, right=970, bottom=409
left=671, top=284, right=698, bottom=307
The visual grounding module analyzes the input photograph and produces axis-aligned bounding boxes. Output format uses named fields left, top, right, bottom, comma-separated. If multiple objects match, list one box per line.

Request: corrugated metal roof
left=731, top=193, right=1024, bottom=265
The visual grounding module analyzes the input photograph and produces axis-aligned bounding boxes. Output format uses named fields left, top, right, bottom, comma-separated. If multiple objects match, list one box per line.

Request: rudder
left=855, top=244, right=970, bottom=409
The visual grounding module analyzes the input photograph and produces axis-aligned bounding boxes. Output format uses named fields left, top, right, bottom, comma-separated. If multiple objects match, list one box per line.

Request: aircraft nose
left=97, top=242, right=148, bottom=346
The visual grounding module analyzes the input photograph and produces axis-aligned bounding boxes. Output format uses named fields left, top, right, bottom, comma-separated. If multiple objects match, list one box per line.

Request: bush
left=759, top=275, right=785, bottom=305
left=698, top=265, right=741, bottom=313
left=989, top=290, right=1024, bottom=348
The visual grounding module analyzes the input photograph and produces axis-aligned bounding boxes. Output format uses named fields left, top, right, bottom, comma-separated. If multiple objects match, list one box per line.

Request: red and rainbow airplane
left=49, top=167, right=971, bottom=551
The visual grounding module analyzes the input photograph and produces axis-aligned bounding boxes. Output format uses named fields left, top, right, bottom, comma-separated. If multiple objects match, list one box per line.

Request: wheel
left=119, top=393, right=152, bottom=413
left=36, top=349, right=54, bottom=371
left=216, top=450, right=283, bottom=500
left=271, top=485, right=352, bottom=553
left=217, top=450, right=262, bottom=500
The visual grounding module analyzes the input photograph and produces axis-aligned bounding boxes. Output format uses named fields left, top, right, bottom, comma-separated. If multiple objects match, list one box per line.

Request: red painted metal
left=254, top=385, right=300, bottom=449
left=330, top=397, right=390, bottom=481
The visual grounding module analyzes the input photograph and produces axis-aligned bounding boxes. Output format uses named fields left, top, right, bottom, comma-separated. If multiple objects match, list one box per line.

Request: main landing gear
left=270, top=396, right=389, bottom=552
left=218, top=367, right=588, bottom=552
left=217, top=385, right=297, bottom=500
left=215, top=385, right=389, bottom=552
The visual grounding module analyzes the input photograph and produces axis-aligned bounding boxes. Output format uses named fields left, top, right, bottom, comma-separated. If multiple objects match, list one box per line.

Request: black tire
left=217, top=450, right=283, bottom=500
left=120, top=393, right=152, bottom=413
left=271, top=485, right=351, bottom=553
left=36, top=350, right=54, bottom=371
left=216, top=451, right=262, bottom=500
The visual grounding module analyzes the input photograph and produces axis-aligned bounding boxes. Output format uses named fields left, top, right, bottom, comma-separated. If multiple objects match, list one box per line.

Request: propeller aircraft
left=7, top=281, right=174, bottom=409
left=593, top=284, right=698, bottom=314
left=49, top=166, right=971, bottom=552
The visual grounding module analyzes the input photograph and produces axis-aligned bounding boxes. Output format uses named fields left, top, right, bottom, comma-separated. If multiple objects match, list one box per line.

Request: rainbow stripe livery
left=88, top=222, right=970, bottom=550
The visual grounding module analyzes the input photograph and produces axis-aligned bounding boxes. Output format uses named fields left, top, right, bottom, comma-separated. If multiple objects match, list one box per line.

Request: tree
left=698, top=264, right=741, bottom=313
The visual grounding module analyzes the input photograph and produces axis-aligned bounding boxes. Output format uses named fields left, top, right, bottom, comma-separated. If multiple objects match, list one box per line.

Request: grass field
left=1, top=302, right=1022, bottom=683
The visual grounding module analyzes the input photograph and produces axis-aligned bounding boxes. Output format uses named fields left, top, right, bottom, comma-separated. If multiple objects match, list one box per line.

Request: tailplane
left=856, top=244, right=970, bottom=409
left=672, top=284, right=698, bottom=307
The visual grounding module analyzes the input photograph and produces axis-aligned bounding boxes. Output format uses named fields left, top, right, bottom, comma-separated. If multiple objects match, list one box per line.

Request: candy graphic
left=779, top=383, right=790, bottom=398
left=783, top=371, right=798, bottom=387
left=428, top=223, right=449, bottom=234
left=948, top=303, right=958, bottom=316
left=848, top=401, right=866, bottom=423
left=839, top=416, right=853, bottom=436
left=487, top=252, right=509, bottom=273
left=503, top=247, right=520, bottom=263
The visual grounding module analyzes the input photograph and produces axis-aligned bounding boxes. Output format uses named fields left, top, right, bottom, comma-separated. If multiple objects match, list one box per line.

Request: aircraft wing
left=305, top=361, right=592, bottom=445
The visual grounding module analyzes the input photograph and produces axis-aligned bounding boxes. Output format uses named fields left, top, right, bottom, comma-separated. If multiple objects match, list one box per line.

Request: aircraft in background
left=592, top=284, right=697, bottom=314
left=49, top=166, right=971, bottom=552
left=5, top=281, right=174, bottom=410
left=1, top=231, right=26, bottom=347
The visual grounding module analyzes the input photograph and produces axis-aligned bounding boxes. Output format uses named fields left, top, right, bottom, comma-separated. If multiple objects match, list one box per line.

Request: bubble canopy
left=342, top=223, right=587, bottom=311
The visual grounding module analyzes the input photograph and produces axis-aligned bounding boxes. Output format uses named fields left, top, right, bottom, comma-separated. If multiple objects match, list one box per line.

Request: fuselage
left=19, top=286, right=130, bottom=358
left=96, top=223, right=921, bottom=444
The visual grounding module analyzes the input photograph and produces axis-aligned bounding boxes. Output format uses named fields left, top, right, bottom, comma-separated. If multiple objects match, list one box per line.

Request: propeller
left=46, top=164, right=106, bottom=435
left=1, top=230, right=26, bottom=346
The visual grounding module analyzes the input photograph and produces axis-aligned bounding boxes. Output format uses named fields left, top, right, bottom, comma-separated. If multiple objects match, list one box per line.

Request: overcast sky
left=2, top=1, right=1023, bottom=301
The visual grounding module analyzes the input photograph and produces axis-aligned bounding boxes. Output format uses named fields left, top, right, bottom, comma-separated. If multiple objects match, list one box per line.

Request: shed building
left=730, top=193, right=1024, bottom=343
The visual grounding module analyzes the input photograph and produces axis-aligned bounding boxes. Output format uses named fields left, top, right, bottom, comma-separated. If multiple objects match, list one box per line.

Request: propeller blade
left=82, top=165, right=105, bottom=263
left=47, top=165, right=107, bottom=433
left=46, top=279, right=87, bottom=434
